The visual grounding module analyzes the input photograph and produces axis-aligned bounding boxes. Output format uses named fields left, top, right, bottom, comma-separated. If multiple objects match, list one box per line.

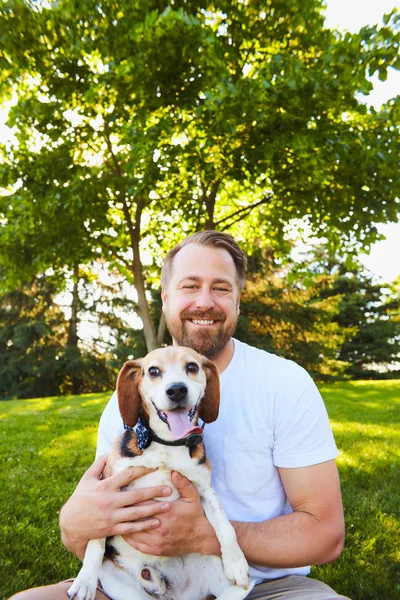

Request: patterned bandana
left=123, top=418, right=150, bottom=450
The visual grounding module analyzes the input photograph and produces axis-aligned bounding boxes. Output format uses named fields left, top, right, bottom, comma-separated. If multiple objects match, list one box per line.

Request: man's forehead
left=171, top=243, right=237, bottom=278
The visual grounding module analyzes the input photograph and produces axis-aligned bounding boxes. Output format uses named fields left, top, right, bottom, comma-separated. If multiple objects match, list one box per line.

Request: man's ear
left=161, top=288, right=167, bottom=311
left=116, top=360, right=143, bottom=427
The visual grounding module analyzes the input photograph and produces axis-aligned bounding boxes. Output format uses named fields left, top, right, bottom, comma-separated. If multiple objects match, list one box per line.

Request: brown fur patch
left=189, top=441, right=210, bottom=468
left=120, top=429, right=143, bottom=458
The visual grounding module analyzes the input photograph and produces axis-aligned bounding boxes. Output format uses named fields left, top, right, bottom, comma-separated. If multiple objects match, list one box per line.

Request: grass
left=0, top=381, right=399, bottom=600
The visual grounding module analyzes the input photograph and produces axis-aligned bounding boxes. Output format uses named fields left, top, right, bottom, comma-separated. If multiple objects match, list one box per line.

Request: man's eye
left=186, top=362, right=199, bottom=374
left=148, top=366, right=161, bottom=378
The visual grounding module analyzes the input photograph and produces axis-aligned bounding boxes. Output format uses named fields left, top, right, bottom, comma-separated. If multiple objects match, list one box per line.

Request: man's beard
left=165, top=309, right=238, bottom=359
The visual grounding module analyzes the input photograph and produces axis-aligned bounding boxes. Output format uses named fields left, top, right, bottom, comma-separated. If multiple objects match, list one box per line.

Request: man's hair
left=161, top=231, right=247, bottom=290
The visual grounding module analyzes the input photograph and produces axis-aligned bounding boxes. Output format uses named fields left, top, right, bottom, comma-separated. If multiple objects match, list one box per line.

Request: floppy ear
left=199, top=357, right=220, bottom=423
left=116, top=360, right=143, bottom=427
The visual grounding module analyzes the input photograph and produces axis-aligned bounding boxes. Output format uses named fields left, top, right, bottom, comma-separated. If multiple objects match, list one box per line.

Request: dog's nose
left=166, top=383, right=188, bottom=403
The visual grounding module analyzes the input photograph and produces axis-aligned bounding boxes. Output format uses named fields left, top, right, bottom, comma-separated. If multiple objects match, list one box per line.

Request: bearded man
left=11, top=231, right=350, bottom=600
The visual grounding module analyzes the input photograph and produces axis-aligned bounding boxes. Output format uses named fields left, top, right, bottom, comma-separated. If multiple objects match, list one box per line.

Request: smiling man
left=11, top=231, right=350, bottom=600
left=160, top=237, right=242, bottom=368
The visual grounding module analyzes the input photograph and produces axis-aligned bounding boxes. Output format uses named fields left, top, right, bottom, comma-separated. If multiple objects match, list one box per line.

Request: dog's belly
left=100, top=540, right=229, bottom=600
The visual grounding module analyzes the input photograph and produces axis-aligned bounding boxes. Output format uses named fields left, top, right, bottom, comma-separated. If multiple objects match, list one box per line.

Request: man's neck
left=172, top=338, right=234, bottom=374
left=210, top=338, right=235, bottom=374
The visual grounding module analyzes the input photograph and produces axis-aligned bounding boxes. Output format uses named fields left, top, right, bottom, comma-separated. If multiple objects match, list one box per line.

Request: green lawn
left=0, top=380, right=399, bottom=600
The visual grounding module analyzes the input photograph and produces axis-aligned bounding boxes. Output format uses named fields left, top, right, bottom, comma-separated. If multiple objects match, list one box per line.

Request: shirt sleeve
left=272, top=362, right=338, bottom=468
left=96, top=391, right=124, bottom=458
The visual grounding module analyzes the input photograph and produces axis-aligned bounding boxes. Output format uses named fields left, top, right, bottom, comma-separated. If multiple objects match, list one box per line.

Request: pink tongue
left=165, top=409, right=202, bottom=440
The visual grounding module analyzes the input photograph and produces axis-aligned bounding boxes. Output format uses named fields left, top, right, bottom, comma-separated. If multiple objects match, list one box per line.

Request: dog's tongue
left=165, top=409, right=202, bottom=440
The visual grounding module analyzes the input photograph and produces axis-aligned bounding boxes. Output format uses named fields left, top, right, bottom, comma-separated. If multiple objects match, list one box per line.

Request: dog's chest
left=114, top=445, right=201, bottom=502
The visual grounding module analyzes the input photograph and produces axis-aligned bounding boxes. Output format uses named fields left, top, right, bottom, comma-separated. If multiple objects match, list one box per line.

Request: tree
left=0, top=275, right=114, bottom=399
left=236, top=248, right=353, bottom=379
left=290, top=248, right=400, bottom=378
left=1, top=0, right=399, bottom=353
left=327, top=272, right=400, bottom=379
left=236, top=247, right=400, bottom=380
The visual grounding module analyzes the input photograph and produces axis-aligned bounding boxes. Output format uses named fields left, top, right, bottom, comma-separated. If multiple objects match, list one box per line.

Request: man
left=11, top=231, right=349, bottom=600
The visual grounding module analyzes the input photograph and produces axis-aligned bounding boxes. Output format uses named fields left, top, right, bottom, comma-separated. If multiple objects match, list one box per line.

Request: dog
left=68, top=346, right=254, bottom=600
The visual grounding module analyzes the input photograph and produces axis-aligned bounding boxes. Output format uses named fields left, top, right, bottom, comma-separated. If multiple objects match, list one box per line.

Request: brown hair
left=161, top=231, right=247, bottom=290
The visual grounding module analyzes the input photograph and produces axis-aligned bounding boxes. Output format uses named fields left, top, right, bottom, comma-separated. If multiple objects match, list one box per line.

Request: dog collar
left=124, top=419, right=203, bottom=450
left=149, top=431, right=203, bottom=448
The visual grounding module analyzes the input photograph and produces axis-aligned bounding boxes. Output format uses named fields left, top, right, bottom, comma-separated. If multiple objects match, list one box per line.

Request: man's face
left=161, top=243, right=240, bottom=359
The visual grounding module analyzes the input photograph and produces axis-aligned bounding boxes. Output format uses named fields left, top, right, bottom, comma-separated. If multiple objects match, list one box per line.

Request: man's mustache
left=180, top=310, right=226, bottom=322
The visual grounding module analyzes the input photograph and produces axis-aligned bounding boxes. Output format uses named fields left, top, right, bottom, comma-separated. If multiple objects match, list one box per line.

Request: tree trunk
left=105, top=135, right=158, bottom=352
left=203, top=179, right=220, bottom=230
left=157, top=312, right=167, bottom=346
left=67, top=264, right=79, bottom=347
left=122, top=197, right=158, bottom=352
left=67, top=264, right=82, bottom=395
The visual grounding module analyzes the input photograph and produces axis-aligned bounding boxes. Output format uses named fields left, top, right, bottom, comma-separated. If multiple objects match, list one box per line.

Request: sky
left=0, top=0, right=399, bottom=283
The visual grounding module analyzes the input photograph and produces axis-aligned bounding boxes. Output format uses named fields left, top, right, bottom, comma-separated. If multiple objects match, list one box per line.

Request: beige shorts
left=64, top=575, right=349, bottom=600
left=64, top=579, right=113, bottom=600
left=247, top=575, right=350, bottom=599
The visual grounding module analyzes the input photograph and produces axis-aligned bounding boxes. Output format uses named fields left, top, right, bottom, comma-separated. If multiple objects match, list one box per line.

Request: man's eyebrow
left=177, top=276, right=234, bottom=286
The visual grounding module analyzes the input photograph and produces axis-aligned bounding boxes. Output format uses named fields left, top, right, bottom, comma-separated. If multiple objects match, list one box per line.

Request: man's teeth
left=191, top=319, right=215, bottom=325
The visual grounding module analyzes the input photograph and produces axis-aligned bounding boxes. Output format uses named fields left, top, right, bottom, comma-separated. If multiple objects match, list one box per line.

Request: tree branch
left=97, top=239, right=133, bottom=270
left=104, top=132, right=123, bottom=177
left=215, top=193, right=273, bottom=228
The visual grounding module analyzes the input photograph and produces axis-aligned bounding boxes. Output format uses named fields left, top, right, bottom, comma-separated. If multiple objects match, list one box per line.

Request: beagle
left=68, top=346, right=254, bottom=600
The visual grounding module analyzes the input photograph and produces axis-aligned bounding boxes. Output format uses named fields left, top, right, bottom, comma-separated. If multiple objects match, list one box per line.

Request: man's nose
left=195, top=287, right=215, bottom=310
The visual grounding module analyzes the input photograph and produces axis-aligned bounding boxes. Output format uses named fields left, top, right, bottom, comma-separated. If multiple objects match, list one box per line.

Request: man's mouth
left=190, top=319, right=216, bottom=325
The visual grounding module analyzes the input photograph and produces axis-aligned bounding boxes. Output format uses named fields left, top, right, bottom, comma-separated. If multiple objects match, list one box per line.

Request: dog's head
left=116, top=346, right=219, bottom=441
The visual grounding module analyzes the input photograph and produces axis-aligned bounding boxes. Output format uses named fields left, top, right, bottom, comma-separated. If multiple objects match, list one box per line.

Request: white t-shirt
left=96, top=339, right=338, bottom=581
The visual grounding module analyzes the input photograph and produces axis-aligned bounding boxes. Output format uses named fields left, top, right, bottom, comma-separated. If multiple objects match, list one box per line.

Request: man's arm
left=59, top=456, right=172, bottom=560
left=233, top=460, right=345, bottom=567
left=124, top=460, right=345, bottom=568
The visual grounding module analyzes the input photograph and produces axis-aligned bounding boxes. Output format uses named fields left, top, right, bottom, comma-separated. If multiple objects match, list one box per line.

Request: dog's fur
left=68, top=346, right=253, bottom=600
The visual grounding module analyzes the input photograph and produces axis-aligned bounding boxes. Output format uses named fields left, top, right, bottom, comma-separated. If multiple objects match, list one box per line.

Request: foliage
left=236, top=248, right=352, bottom=379
left=337, top=275, right=400, bottom=378
left=234, top=247, right=400, bottom=380
left=297, top=250, right=400, bottom=378
left=0, top=276, right=114, bottom=399
left=0, top=0, right=399, bottom=351
left=1, top=381, right=399, bottom=600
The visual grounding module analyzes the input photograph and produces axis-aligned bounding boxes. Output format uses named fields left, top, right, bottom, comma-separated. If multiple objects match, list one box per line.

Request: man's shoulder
left=233, top=338, right=304, bottom=374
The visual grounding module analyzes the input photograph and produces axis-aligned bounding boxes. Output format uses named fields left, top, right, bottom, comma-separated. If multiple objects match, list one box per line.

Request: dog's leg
left=199, top=487, right=250, bottom=589
left=68, top=538, right=105, bottom=600
left=215, top=580, right=256, bottom=600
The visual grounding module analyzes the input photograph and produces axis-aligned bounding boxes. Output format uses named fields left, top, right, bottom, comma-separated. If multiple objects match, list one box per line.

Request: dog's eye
left=148, top=366, right=161, bottom=378
left=186, top=362, right=199, bottom=374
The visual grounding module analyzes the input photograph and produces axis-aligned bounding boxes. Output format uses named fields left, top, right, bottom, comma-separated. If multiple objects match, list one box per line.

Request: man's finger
left=171, top=471, right=198, bottom=500
left=116, top=499, right=170, bottom=523
left=108, top=466, right=158, bottom=490
left=117, top=485, right=171, bottom=508
left=113, top=519, right=160, bottom=537
left=82, top=455, right=108, bottom=480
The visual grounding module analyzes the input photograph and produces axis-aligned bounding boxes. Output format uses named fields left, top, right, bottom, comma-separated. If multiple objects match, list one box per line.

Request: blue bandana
left=123, top=418, right=150, bottom=450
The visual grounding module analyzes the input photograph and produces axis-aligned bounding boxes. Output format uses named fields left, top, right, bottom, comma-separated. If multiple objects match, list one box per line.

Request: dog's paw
left=67, top=576, right=97, bottom=600
left=222, top=549, right=249, bottom=588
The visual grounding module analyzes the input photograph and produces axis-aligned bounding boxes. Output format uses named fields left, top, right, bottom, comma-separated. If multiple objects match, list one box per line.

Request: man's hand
left=123, top=471, right=220, bottom=557
left=60, top=455, right=172, bottom=560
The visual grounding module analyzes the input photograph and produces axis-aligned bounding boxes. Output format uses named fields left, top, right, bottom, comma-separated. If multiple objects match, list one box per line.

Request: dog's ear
left=116, top=360, right=143, bottom=428
left=199, top=357, right=220, bottom=423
